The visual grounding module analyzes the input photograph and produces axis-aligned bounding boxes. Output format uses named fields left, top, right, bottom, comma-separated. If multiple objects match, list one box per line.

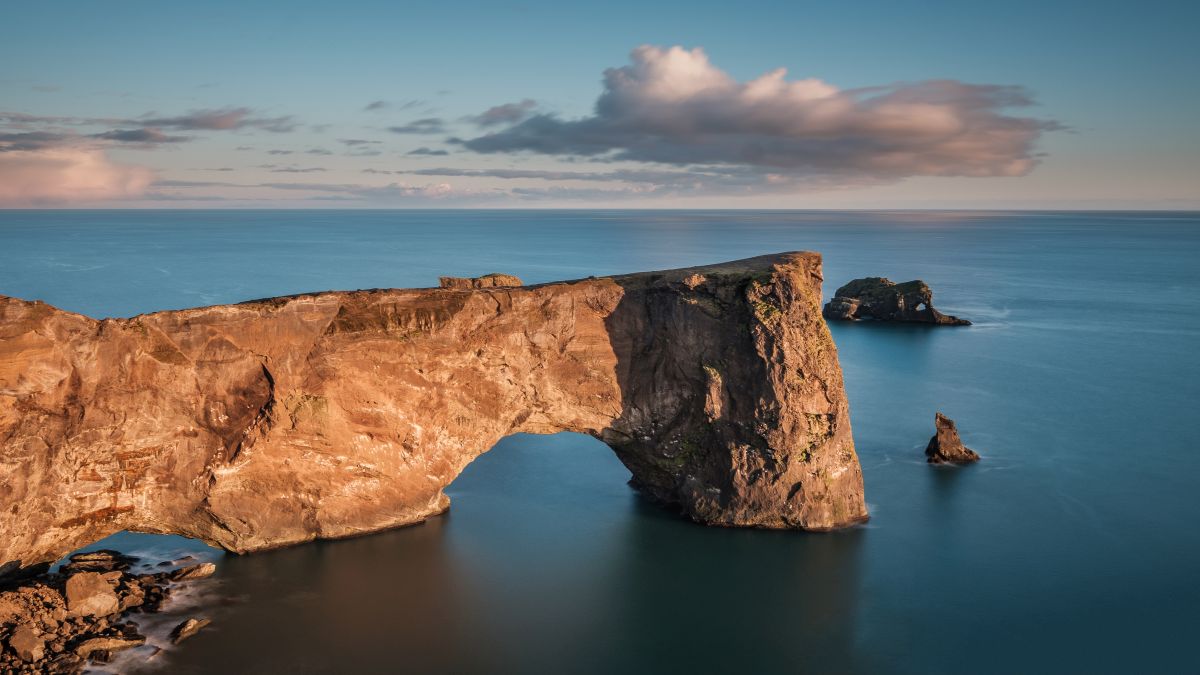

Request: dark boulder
left=925, top=413, right=981, bottom=464
left=61, top=550, right=138, bottom=574
left=823, top=277, right=970, bottom=325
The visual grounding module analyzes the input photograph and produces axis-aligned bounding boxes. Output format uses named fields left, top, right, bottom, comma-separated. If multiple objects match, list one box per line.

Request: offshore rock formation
left=0, top=252, right=868, bottom=576
left=823, top=277, right=970, bottom=325
left=925, top=413, right=981, bottom=464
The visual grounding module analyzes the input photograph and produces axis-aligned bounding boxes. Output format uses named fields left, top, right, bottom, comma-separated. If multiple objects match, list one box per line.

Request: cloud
left=90, top=128, right=190, bottom=145
left=0, top=148, right=153, bottom=206
left=155, top=179, right=243, bottom=188
left=367, top=99, right=426, bottom=112
left=269, top=166, right=327, bottom=173
left=0, top=131, right=72, bottom=152
left=0, top=111, right=122, bottom=127
left=2, top=128, right=188, bottom=152
left=387, top=118, right=446, bottom=134
left=267, top=149, right=294, bottom=155
left=339, top=138, right=381, bottom=146
left=467, top=99, right=536, bottom=127
left=406, top=147, right=449, bottom=156
left=406, top=167, right=688, bottom=182
left=138, top=107, right=297, bottom=132
left=459, top=45, right=1057, bottom=188
left=401, top=164, right=864, bottom=195
left=306, top=148, right=333, bottom=155
left=154, top=177, right=478, bottom=203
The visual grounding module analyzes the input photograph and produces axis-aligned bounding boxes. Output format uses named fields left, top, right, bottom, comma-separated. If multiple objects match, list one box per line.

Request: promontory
left=0, top=252, right=868, bottom=576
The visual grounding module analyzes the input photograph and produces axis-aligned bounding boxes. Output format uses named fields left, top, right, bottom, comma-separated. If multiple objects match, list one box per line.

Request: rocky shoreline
left=0, top=550, right=215, bottom=674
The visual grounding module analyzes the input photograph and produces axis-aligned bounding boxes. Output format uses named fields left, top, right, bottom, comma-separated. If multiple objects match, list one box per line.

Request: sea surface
left=2, top=210, right=1198, bottom=674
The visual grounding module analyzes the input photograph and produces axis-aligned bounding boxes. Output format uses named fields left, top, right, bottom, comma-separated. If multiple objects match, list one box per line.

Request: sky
left=2, top=0, right=1197, bottom=209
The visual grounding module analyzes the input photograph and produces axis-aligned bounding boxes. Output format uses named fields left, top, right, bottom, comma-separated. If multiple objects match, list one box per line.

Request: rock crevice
left=0, top=252, right=868, bottom=575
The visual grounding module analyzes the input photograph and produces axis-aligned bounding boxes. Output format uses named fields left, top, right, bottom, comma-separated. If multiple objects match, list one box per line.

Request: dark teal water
left=3, top=210, right=1198, bottom=674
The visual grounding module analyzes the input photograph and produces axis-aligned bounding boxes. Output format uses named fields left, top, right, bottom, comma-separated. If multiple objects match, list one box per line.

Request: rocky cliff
left=0, top=252, right=867, bottom=576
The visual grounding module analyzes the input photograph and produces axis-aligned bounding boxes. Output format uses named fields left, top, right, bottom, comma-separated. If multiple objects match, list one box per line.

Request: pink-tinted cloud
left=462, top=45, right=1058, bottom=185
left=0, top=148, right=153, bottom=206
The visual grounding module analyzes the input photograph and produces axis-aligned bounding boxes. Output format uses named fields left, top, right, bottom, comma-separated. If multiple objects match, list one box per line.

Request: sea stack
left=0, top=252, right=868, bottom=576
left=823, top=277, right=970, bottom=325
left=925, top=413, right=981, bottom=464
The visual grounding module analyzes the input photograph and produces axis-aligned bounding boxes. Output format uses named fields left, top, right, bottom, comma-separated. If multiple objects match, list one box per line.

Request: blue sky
left=2, top=0, right=1197, bottom=208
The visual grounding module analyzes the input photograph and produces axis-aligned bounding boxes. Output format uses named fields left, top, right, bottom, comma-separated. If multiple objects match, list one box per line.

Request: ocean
left=2, top=209, right=1198, bottom=674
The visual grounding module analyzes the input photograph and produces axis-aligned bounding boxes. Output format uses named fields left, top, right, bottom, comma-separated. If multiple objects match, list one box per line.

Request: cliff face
left=0, top=252, right=867, bottom=575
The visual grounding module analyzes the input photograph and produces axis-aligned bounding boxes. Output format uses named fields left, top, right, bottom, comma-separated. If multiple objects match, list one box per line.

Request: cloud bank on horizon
left=0, top=46, right=1056, bottom=207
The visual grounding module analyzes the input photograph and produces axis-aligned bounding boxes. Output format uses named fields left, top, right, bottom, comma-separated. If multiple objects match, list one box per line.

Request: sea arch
left=0, top=253, right=867, bottom=576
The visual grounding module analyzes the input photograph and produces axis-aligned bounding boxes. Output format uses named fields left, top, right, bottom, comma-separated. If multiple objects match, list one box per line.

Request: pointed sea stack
left=925, top=413, right=981, bottom=464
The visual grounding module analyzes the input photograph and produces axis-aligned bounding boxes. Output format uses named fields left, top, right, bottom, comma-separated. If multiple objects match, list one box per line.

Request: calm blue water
left=3, top=210, right=1198, bottom=674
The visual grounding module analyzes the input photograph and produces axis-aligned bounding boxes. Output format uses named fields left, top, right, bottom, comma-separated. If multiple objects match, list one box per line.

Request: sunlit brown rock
left=0, top=252, right=867, bottom=575
left=7, top=624, right=44, bottom=662
left=170, top=617, right=211, bottom=644
left=64, top=573, right=119, bottom=617
left=438, top=273, right=523, bottom=289
left=925, top=412, right=981, bottom=464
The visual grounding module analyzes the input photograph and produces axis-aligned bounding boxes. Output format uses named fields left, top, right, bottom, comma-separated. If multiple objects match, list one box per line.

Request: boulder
left=60, top=550, right=138, bottom=574
left=116, top=582, right=145, bottom=612
left=823, top=277, right=970, bottom=325
left=73, top=635, right=144, bottom=658
left=170, top=618, right=211, bottom=644
left=0, top=595, right=21, bottom=624
left=64, top=573, right=120, bottom=617
left=169, top=562, right=216, bottom=582
left=925, top=413, right=981, bottom=464
left=7, top=624, right=44, bottom=662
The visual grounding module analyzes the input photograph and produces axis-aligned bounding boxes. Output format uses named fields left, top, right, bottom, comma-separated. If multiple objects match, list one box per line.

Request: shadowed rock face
left=0, top=252, right=867, bottom=576
left=823, top=277, right=970, bottom=325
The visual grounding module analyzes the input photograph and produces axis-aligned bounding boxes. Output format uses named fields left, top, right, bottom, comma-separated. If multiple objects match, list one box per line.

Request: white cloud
left=462, top=45, right=1057, bottom=185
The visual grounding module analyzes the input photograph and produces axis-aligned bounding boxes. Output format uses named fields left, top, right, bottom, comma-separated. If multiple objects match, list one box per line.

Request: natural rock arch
left=0, top=253, right=867, bottom=576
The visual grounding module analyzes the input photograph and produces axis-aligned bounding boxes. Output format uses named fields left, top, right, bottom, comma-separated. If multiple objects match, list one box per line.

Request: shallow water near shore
left=4, top=210, right=1199, bottom=674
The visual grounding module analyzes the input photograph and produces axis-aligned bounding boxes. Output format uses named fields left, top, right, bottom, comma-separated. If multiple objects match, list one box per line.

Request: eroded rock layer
left=0, top=252, right=867, bottom=575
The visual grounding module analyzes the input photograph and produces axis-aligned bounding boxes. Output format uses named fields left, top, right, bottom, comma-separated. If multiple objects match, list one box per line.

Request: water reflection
left=108, top=433, right=866, bottom=674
